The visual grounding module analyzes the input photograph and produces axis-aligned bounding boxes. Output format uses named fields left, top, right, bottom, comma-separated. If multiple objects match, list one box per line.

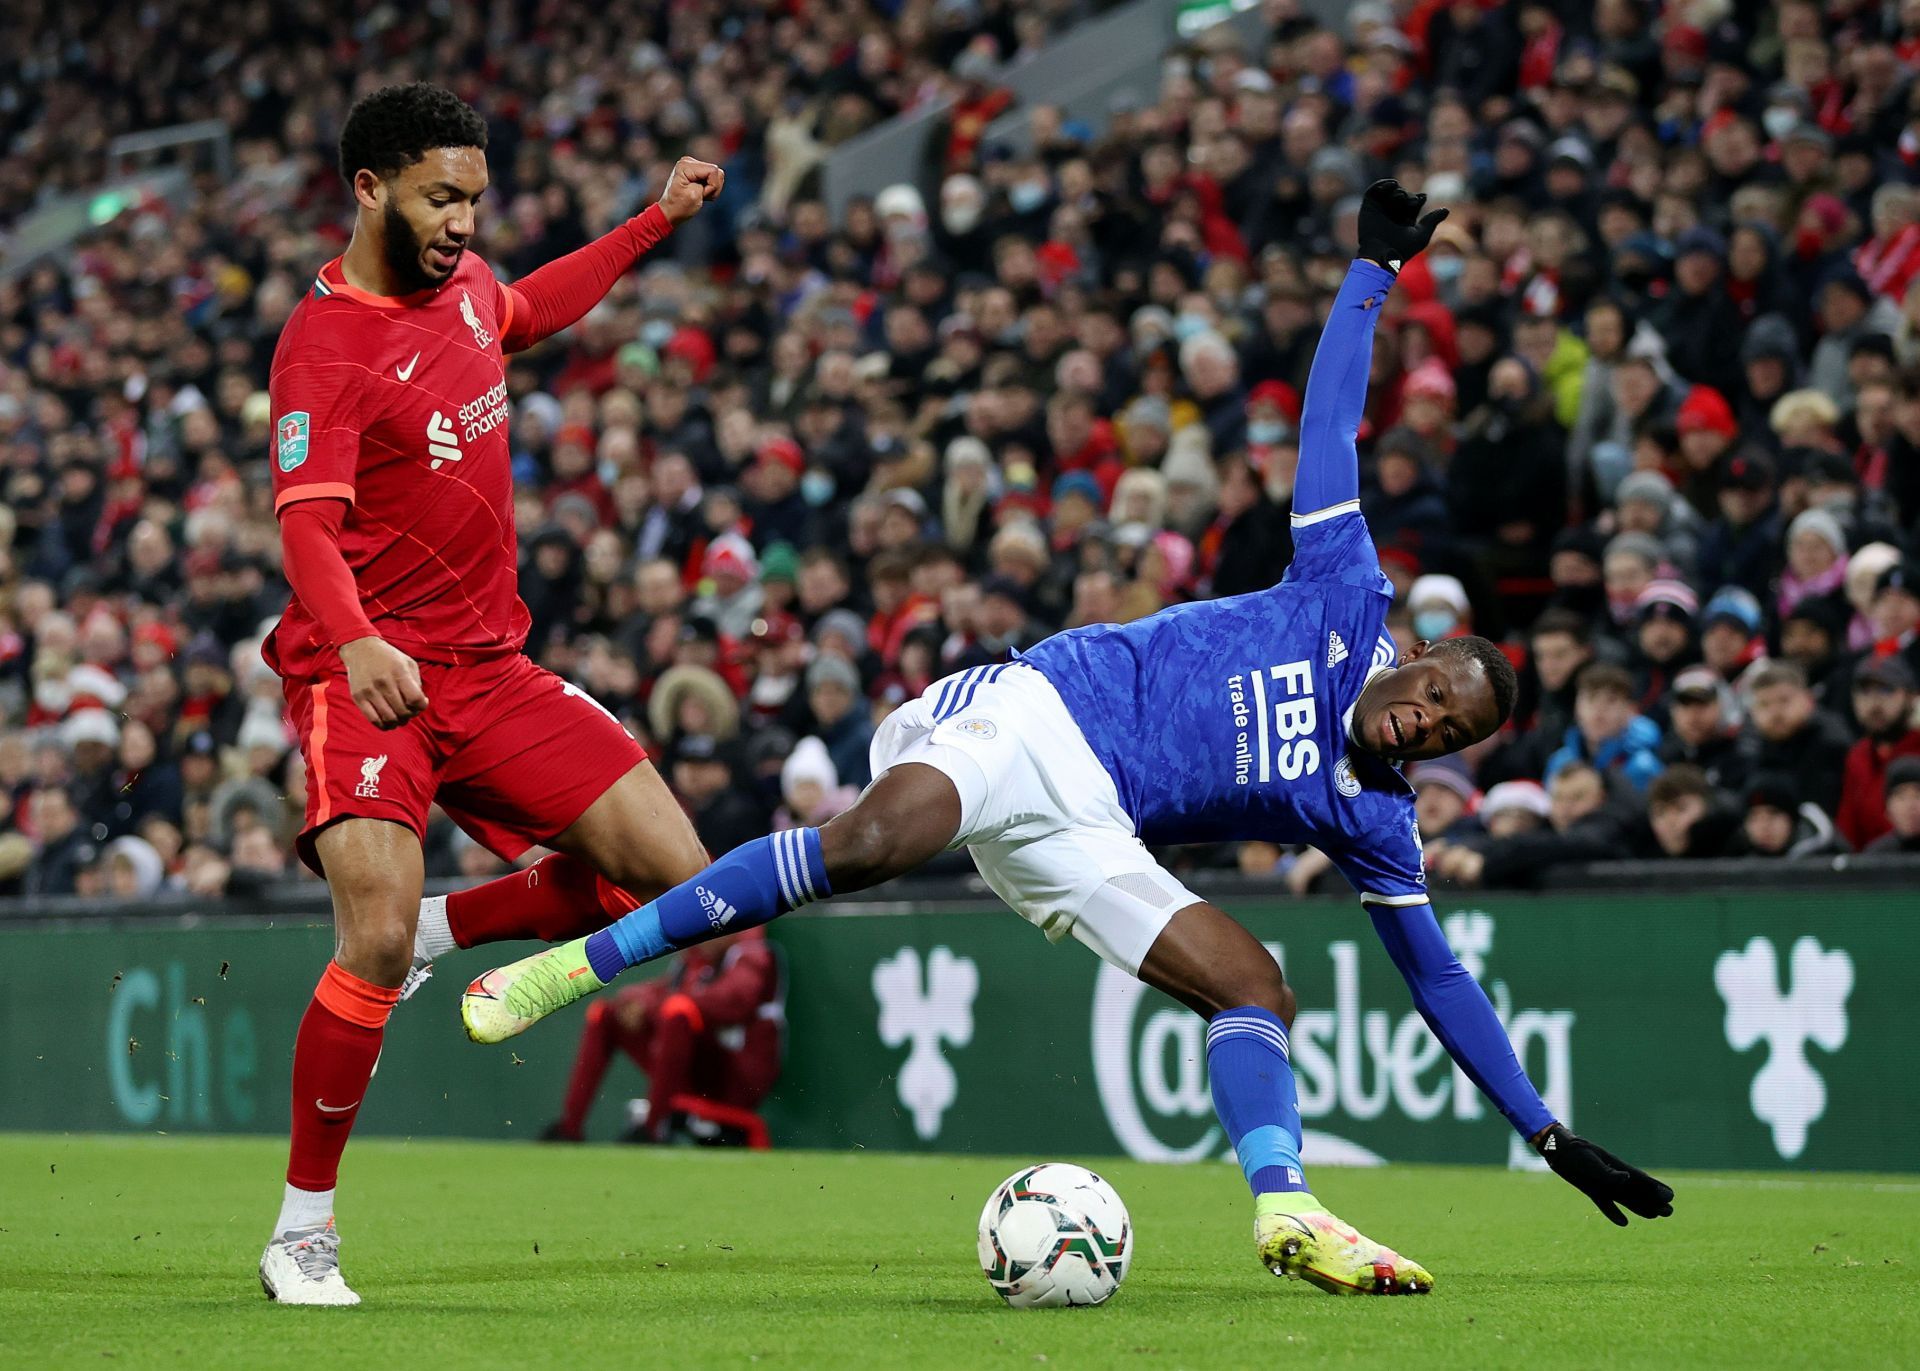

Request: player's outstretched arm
left=500, top=156, right=723, bottom=353
left=1366, top=897, right=1674, bottom=1226
left=1291, top=180, right=1446, bottom=522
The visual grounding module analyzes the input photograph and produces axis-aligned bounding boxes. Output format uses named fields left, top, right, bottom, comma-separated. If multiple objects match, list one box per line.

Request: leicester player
left=463, top=182, right=1675, bottom=1294
left=259, top=84, right=725, bottom=1305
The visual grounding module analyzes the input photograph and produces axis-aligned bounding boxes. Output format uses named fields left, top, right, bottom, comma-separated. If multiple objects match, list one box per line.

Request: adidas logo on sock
left=696, top=885, right=738, bottom=928
left=1326, top=630, right=1349, bottom=668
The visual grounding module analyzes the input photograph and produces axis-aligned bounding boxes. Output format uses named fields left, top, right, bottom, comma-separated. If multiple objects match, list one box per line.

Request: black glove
left=1536, top=1123, right=1675, bottom=1226
left=1357, top=178, right=1449, bottom=275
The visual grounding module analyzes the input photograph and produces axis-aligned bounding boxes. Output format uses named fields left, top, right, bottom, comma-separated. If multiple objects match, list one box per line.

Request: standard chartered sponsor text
left=458, top=380, right=510, bottom=442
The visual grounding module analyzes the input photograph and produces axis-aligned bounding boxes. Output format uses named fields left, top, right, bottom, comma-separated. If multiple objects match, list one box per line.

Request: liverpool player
left=259, top=83, right=722, bottom=1305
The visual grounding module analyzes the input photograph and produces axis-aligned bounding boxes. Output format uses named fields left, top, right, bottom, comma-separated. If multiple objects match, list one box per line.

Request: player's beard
left=380, top=198, right=450, bottom=294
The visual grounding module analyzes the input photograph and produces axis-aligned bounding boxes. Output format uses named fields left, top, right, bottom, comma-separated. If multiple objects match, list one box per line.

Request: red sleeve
left=270, top=340, right=368, bottom=512
left=502, top=204, right=675, bottom=353
left=1835, top=744, right=1878, bottom=851
left=685, top=941, right=775, bottom=1026
left=279, top=500, right=379, bottom=649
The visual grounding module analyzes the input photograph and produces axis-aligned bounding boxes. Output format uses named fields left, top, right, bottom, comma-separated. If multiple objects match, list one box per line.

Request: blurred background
left=0, top=0, right=1914, bottom=1166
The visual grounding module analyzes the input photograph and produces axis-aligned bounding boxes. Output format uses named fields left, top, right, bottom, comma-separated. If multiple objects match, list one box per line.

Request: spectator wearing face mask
left=1407, top=574, right=1472, bottom=645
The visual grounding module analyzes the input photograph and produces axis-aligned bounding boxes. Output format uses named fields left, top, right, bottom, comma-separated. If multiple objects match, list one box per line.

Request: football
left=977, top=1163, right=1133, bottom=1308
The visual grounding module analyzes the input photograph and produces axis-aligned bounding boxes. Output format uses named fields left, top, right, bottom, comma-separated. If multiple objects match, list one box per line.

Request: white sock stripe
left=793, top=829, right=819, bottom=903
left=1207, top=1019, right=1291, bottom=1048
left=1213, top=1029, right=1290, bottom=1059
left=771, top=829, right=799, bottom=908
left=1208, top=1009, right=1291, bottom=1039
left=1207, top=1027, right=1291, bottom=1061
left=1207, top=1018, right=1291, bottom=1052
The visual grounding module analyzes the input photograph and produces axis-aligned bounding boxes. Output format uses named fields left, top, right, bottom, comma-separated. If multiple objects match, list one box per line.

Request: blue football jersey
left=1018, top=505, right=1427, bottom=906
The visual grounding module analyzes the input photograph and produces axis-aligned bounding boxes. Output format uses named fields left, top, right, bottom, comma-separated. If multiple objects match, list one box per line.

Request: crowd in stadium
left=3, top=0, right=1920, bottom=902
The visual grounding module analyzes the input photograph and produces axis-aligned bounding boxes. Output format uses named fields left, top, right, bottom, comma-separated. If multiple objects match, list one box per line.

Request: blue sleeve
left=1294, top=260, right=1394, bottom=515
left=1324, top=798, right=1428, bottom=907
left=1284, top=260, right=1396, bottom=590
left=1366, top=899, right=1557, bottom=1139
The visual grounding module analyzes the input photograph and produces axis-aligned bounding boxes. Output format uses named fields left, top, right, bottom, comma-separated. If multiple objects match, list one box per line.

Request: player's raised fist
left=658, top=157, right=725, bottom=225
left=341, top=636, right=429, bottom=730
left=1357, top=178, right=1448, bottom=276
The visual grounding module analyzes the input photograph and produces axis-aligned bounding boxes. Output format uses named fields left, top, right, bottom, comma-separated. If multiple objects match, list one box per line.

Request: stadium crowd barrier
left=2, top=875, right=1910, bottom=1173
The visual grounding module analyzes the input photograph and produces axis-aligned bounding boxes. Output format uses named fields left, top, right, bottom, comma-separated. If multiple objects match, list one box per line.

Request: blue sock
left=1206, top=1006, right=1310, bottom=1196
left=582, top=828, right=830, bottom=982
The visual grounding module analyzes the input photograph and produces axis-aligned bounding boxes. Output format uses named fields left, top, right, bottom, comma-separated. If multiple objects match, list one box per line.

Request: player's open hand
left=1535, top=1123, right=1675, bottom=1226
left=1357, top=178, right=1448, bottom=275
left=340, top=636, right=428, bottom=730
left=658, top=157, right=724, bottom=225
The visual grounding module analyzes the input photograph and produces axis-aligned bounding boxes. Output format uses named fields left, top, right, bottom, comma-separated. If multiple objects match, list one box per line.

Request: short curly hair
left=1431, top=635, right=1520, bottom=726
left=337, top=82, right=487, bottom=184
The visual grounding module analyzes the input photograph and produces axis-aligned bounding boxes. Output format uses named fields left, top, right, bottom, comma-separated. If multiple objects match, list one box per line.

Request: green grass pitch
left=1, top=1135, right=1915, bottom=1370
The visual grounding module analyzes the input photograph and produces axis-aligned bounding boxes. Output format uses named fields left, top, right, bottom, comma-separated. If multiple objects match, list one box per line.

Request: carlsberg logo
left=1092, top=912, right=1573, bottom=1166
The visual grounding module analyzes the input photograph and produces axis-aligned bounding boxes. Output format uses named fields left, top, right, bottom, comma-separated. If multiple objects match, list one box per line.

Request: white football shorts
left=868, top=662, right=1201, bottom=974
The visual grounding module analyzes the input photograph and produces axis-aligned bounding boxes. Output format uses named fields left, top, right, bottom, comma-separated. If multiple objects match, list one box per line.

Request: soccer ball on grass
left=977, top=1163, right=1131, bottom=1307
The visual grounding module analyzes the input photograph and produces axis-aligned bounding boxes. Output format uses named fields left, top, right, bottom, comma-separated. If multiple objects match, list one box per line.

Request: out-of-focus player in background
left=540, top=927, right=783, bottom=1146
left=466, top=182, right=1674, bottom=1297
left=259, top=83, right=722, bottom=1305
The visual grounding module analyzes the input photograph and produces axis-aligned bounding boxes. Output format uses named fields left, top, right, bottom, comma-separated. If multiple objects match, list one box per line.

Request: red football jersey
left=266, top=251, right=529, bottom=677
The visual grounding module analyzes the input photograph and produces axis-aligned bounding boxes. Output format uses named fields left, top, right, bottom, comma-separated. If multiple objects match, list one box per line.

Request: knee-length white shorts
left=868, top=663, right=1201, bottom=974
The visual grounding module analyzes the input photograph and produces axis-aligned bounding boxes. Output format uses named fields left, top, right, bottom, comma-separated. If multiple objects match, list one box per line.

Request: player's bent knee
left=820, top=809, right=902, bottom=891
left=1205, top=968, right=1296, bottom=1024
left=600, top=851, right=697, bottom=902
left=335, top=919, right=415, bottom=986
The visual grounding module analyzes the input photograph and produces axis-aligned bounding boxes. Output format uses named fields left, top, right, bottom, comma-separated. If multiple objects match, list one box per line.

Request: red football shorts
left=285, top=652, right=647, bottom=875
